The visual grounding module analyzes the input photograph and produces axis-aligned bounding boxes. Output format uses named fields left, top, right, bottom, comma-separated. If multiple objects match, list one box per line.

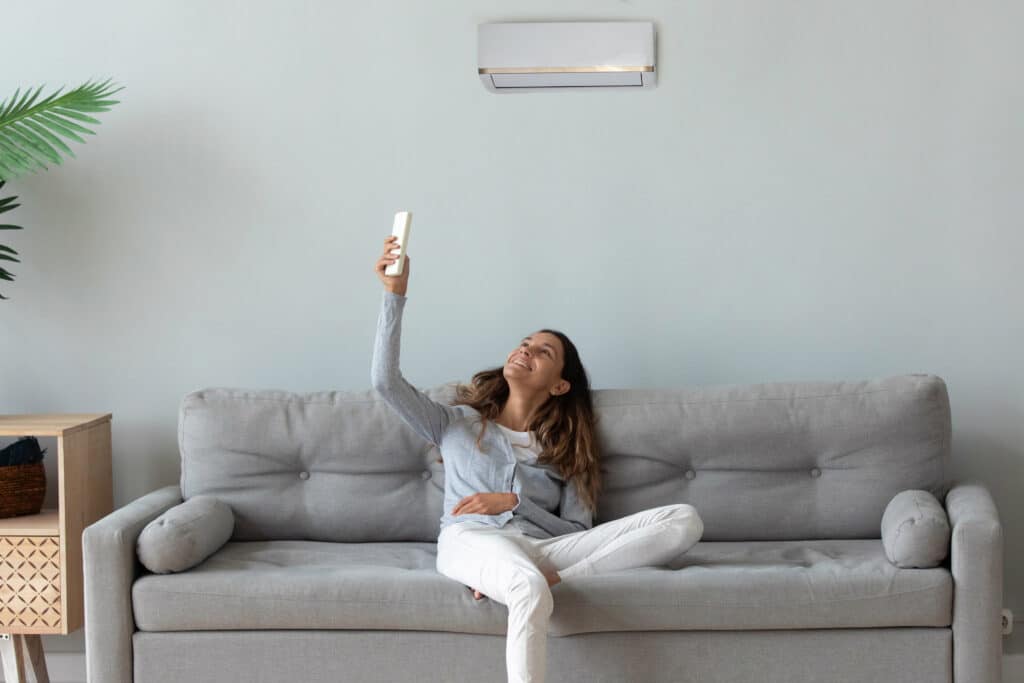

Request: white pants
left=435, top=503, right=704, bottom=683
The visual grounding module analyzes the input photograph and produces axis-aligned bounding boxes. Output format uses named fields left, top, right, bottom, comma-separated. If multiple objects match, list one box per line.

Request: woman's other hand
left=451, top=492, right=518, bottom=516
left=375, top=235, right=410, bottom=296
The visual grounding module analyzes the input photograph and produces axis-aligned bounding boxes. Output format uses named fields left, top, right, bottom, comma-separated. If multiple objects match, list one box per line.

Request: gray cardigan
left=370, top=288, right=593, bottom=539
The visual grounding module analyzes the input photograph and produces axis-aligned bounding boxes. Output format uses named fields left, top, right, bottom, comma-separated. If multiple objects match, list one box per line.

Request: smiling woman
left=370, top=232, right=704, bottom=683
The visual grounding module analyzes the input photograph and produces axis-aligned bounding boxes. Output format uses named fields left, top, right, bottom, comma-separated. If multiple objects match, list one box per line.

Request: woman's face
left=504, top=332, right=569, bottom=396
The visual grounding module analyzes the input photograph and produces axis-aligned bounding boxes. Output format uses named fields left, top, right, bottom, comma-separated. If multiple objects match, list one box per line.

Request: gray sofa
left=82, top=373, right=1004, bottom=682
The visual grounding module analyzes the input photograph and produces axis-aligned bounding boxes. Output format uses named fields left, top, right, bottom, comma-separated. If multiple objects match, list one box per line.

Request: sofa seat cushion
left=131, top=538, right=951, bottom=636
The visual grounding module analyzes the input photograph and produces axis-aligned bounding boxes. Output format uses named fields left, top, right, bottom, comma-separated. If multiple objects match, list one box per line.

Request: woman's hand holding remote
left=375, top=235, right=410, bottom=296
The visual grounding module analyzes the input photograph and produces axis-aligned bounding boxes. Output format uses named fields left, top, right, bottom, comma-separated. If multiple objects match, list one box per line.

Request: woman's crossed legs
left=434, top=503, right=703, bottom=683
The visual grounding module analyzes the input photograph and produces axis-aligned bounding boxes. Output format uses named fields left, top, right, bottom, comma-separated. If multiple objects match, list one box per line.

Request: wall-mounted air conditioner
left=477, top=21, right=657, bottom=93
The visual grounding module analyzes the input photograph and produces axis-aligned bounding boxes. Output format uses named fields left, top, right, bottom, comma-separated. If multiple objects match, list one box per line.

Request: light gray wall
left=2, top=0, right=1021, bottom=657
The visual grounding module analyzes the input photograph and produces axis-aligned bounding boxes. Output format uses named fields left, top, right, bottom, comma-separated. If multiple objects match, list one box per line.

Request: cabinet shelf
left=0, top=509, right=59, bottom=536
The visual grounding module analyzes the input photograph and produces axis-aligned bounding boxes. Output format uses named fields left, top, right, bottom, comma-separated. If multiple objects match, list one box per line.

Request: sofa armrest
left=945, top=480, right=1004, bottom=683
left=83, top=484, right=183, bottom=683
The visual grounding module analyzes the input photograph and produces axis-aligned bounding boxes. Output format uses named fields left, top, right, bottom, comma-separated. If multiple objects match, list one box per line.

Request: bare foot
left=467, top=568, right=559, bottom=600
left=543, top=567, right=561, bottom=587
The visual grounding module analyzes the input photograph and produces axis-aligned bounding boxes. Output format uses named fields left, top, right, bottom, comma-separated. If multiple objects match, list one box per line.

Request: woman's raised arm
left=371, top=237, right=461, bottom=447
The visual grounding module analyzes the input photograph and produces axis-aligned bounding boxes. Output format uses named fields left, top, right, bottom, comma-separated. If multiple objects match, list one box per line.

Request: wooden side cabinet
left=0, top=414, right=113, bottom=683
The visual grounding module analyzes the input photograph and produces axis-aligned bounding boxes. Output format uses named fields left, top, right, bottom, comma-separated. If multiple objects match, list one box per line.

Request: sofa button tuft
left=421, top=470, right=431, bottom=480
left=299, top=470, right=310, bottom=480
left=810, top=467, right=821, bottom=478
left=684, top=469, right=696, bottom=480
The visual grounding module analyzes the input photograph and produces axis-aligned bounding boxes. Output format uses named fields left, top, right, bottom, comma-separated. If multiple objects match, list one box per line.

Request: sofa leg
left=0, top=634, right=50, bottom=683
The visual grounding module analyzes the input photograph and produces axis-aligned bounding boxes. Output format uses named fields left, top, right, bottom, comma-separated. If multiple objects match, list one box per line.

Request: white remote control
left=385, top=211, right=412, bottom=277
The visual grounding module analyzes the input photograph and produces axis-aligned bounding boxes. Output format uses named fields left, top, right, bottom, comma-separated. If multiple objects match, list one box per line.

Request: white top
left=495, top=423, right=541, bottom=464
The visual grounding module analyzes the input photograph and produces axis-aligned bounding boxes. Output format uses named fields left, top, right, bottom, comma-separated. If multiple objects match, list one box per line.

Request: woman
left=371, top=234, right=704, bottom=683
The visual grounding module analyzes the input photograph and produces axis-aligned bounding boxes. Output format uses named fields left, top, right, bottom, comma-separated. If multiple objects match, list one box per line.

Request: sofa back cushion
left=593, top=373, right=950, bottom=540
left=179, top=373, right=950, bottom=542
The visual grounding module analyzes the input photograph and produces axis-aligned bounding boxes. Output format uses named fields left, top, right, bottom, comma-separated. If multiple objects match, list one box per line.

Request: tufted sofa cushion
left=131, top=537, right=951, bottom=634
left=178, top=374, right=951, bottom=543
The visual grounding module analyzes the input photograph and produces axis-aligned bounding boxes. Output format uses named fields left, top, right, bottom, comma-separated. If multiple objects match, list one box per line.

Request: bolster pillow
left=136, top=495, right=234, bottom=574
left=880, top=489, right=950, bottom=568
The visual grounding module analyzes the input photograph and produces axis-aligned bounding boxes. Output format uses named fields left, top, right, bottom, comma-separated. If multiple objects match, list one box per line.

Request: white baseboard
left=2, top=651, right=1023, bottom=682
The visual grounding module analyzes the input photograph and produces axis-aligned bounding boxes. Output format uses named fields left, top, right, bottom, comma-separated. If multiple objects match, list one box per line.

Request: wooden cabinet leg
left=23, top=635, right=50, bottom=683
left=0, top=633, right=27, bottom=683
left=0, top=634, right=49, bottom=683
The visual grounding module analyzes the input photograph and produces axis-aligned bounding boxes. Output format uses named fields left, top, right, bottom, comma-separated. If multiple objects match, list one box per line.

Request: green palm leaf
left=0, top=78, right=124, bottom=181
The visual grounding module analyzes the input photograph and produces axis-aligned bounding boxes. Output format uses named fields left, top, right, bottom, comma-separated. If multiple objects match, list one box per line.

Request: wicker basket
left=0, top=462, right=46, bottom=519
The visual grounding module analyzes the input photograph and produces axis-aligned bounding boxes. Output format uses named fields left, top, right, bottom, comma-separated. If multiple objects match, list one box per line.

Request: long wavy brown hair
left=450, top=328, right=603, bottom=515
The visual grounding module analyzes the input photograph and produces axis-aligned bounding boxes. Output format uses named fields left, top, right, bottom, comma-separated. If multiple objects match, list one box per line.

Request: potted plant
left=0, top=78, right=123, bottom=300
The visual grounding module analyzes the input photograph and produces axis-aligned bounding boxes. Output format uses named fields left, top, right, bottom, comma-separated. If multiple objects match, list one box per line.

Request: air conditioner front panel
left=477, top=21, right=656, bottom=92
